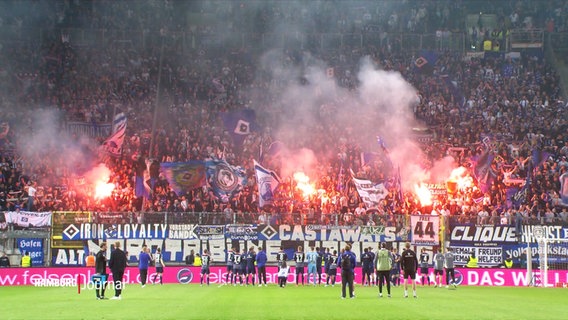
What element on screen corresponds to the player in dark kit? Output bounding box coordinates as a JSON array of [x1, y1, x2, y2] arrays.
[[325, 249, 337, 286], [367, 246, 376, 286], [239, 249, 248, 285], [419, 248, 431, 286], [225, 247, 235, 285], [94, 242, 108, 300], [200, 249, 212, 286], [339, 244, 356, 299], [400, 242, 418, 298], [294, 246, 305, 286], [245, 247, 256, 285], [232, 249, 243, 285], [323, 248, 332, 285], [390, 247, 401, 287], [361, 247, 374, 286], [256, 246, 268, 286], [108, 241, 127, 299], [276, 247, 287, 268], [316, 247, 324, 285]]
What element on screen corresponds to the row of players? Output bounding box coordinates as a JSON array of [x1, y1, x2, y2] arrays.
[[196, 245, 459, 289]]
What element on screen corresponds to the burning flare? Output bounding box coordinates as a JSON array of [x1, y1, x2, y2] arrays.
[[293, 172, 316, 199], [85, 164, 115, 200], [448, 167, 474, 191], [414, 183, 432, 206], [94, 180, 115, 200]]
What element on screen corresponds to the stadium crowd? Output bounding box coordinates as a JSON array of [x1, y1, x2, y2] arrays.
[[0, 0, 567, 228]]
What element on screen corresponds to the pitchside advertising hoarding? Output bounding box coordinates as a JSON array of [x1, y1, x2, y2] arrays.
[[1, 267, 568, 287]]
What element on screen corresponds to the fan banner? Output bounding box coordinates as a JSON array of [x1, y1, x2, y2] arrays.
[[410, 215, 440, 246]]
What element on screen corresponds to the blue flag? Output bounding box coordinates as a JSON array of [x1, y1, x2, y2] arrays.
[[506, 186, 520, 209], [160, 161, 206, 195], [220, 109, 259, 146], [135, 176, 150, 199], [414, 51, 438, 74], [205, 159, 247, 203], [471, 150, 497, 193]]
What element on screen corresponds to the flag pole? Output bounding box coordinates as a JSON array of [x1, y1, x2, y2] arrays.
[[145, 31, 165, 212], [148, 31, 165, 164]]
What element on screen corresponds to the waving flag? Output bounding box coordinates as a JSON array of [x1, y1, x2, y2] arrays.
[[160, 161, 206, 195], [471, 150, 497, 193], [351, 172, 388, 209], [512, 173, 532, 208], [414, 51, 438, 74], [134, 156, 151, 200], [103, 113, 127, 157], [253, 160, 281, 208], [220, 109, 259, 145], [206, 159, 247, 203]]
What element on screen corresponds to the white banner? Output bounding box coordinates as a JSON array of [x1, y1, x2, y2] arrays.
[[410, 215, 440, 246], [253, 160, 281, 208], [452, 246, 503, 267], [5, 211, 52, 228], [351, 176, 388, 209]]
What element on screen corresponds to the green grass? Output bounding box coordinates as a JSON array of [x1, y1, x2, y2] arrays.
[[2, 283, 568, 320]]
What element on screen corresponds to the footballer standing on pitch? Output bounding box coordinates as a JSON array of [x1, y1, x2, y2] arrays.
[[232, 249, 243, 285], [200, 249, 212, 286], [276, 246, 287, 268], [444, 247, 457, 288], [376, 243, 392, 298], [256, 246, 268, 286], [338, 244, 356, 299], [245, 247, 256, 286], [225, 247, 235, 285], [294, 246, 305, 286], [419, 248, 431, 286], [94, 242, 108, 300], [108, 241, 127, 299], [433, 248, 445, 287], [400, 242, 418, 298], [361, 247, 373, 286]]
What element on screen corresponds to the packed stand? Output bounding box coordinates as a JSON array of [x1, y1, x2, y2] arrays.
[[0, 0, 566, 228]]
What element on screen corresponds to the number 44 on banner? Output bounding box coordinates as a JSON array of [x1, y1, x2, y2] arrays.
[[410, 215, 440, 246]]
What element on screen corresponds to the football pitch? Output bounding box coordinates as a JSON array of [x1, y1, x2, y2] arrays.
[[2, 283, 567, 320]]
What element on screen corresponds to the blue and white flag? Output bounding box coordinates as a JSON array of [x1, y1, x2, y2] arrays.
[[206, 159, 247, 203], [220, 109, 259, 145], [253, 160, 281, 208], [351, 174, 388, 209], [103, 112, 127, 157]]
